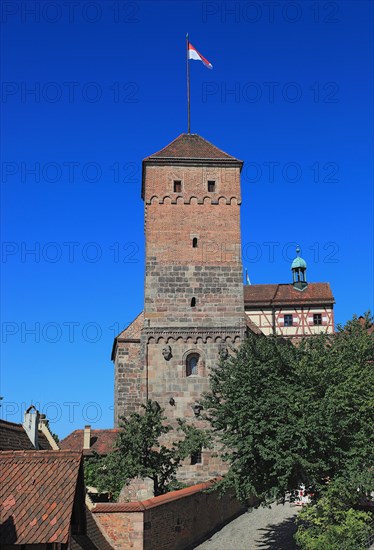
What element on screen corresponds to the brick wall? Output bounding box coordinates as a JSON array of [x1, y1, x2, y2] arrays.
[[93, 479, 247, 550], [93, 509, 144, 550], [144, 165, 244, 329], [114, 157, 247, 481]]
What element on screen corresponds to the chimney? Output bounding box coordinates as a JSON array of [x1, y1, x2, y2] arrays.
[[83, 425, 91, 450], [38, 414, 59, 450], [23, 405, 40, 449]]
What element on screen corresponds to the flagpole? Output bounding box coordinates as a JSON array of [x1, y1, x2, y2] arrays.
[[186, 33, 190, 134]]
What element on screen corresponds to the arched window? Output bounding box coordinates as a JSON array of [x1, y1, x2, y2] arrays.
[[186, 353, 199, 377], [191, 297, 196, 307], [192, 237, 198, 248]]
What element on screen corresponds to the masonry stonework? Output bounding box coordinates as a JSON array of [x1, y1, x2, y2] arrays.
[[113, 134, 247, 482], [113, 312, 145, 420], [93, 480, 247, 550]]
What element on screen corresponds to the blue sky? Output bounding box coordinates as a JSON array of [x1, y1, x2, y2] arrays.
[[1, 0, 373, 438]]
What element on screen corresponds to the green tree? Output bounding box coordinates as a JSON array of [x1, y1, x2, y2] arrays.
[[203, 332, 304, 503], [295, 473, 373, 550], [295, 313, 374, 488], [85, 400, 211, 500], [202, 313, 374, 504]]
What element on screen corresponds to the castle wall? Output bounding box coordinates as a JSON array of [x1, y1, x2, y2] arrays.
[[93, 480, 247, 550], [114, 340, 144, 424]]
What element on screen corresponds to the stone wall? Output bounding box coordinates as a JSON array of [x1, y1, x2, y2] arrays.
[[142, 332, 235, 483], [113, 159, 246, 480], [114, 339, 144, 423], [141, 163, 246, 482], [113, 313, 145, 423], [93, 479, 247, 550]]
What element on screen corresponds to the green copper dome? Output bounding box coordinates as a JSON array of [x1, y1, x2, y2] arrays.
[[291, 247, 307, 270]]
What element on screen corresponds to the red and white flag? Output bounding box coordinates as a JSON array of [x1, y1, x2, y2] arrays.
[[188, 42, 213, 69]]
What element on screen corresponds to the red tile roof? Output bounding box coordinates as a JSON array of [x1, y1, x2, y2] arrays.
[[93, 478, 222, 513], [142, 133, 243, 198], [0, 419, 53, 451], [60, 429, 121, 456], [145, 133, 242, 162], [0, 450, 84, 545], [244, 283, 335, 307]]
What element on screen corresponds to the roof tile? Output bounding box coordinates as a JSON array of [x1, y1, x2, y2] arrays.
[[0, 419, 53, 451], [60, 429, 121, 455], [144, 133, 241, 162], [0, 450, 83, 545], [244, 283, 335, 306]]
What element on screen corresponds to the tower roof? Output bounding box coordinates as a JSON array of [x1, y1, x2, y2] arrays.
[[291, 247, 307, 270], [291, 256, 307, 269], [142, 133, 243, 199], [145, 133, 242, 162]]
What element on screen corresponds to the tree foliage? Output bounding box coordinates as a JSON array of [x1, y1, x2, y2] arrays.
[[295, 473, 373, 550], [85, 400, 211, 500], [202, 312, 374, 504]]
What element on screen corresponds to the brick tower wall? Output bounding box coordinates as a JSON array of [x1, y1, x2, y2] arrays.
[[141, 162, 246, 482], [144, 165, 244, 328]]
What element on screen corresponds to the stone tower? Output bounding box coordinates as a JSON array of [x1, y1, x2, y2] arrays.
[[113, 133, 247, 481]]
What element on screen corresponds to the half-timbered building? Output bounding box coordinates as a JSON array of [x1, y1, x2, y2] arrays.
[[244, 248, 335, 341]]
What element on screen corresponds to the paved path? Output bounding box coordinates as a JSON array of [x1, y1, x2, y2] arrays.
[[194, 502, 300, 550]]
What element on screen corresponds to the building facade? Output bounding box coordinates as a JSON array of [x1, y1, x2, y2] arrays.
[[244, 248, 334, 340]]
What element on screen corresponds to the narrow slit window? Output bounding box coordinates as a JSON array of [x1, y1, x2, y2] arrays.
[[207, 180, 216, 192], [173, 180, 182, 193], [192, 237, 198, 248], [191, 297, 196, 307]]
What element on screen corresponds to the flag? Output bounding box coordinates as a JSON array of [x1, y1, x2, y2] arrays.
[[188, 42, 213, 69], [246, 269, 251, 285]]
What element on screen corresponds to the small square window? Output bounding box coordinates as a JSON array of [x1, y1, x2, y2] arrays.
[[207, 180, 216, 192], [173, 180, 182, 193], [313, 314, 322, 326], [191, 450, 202, 465], [284, 314, 293, 327]]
